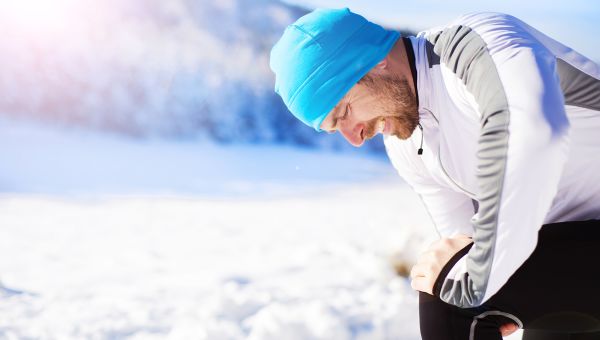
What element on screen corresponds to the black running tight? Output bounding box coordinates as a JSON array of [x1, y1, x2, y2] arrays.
[[419, 220, 600, 340]]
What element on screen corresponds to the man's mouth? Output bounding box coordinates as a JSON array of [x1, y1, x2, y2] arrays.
[[375, 119, 385, 135], [365, 118, 390, 141], [378, 118, 393, 136]]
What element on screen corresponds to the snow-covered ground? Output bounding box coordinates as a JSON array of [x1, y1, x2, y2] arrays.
[[0, 119, 523, 339]]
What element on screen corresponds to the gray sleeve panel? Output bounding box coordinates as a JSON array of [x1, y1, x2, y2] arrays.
[[427, 25, 511, 308], [557, 58, 600, 111]]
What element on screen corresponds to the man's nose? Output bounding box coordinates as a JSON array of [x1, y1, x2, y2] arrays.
[[338, 121, 365, 147]]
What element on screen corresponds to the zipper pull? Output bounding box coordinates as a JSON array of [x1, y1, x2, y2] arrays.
[[417, 123, 424, 155]]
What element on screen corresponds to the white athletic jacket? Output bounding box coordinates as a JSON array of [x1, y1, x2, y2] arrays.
[[384, 12, 600, 308]]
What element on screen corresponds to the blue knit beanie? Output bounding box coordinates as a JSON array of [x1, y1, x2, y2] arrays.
[[270, 8, 400, 131]]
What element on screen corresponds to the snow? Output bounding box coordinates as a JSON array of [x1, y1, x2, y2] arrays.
[[0, 119, 523, 339], [0, 119, 388, 197]]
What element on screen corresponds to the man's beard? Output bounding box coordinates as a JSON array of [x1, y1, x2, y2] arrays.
[[360, 73, 419, 140]]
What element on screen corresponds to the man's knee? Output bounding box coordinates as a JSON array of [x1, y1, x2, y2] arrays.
[[419, 292, 516, 340]]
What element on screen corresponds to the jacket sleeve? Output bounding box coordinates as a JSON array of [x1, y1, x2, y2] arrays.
[[384, 137, 475, 238], [430, 13, 571, 308]]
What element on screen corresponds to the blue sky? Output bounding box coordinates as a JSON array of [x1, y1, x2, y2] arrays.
[[284, 0, 600, 62]]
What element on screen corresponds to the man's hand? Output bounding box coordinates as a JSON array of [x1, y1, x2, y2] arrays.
[[411, 236, 520, 337], [410, 234, 473, 295]]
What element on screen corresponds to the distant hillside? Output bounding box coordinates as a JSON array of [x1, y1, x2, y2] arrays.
[[0, 0, 410, 152]]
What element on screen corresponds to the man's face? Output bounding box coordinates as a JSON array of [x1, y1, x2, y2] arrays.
[[320, 73, 419, 147]]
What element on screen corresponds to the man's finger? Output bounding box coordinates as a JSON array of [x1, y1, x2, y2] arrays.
[[410, 276, 434, 294], [499, 322, 519, 336], [415, 250, 436, 265], [409, 263, 429, 279]]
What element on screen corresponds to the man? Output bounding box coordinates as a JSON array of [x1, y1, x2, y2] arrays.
[[270, 8, 600, 340]]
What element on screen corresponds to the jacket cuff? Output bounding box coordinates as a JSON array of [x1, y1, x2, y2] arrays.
[[433, 242, 474, 297]]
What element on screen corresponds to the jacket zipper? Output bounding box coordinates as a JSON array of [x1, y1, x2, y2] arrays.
[[422, 108, 476, 199]]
